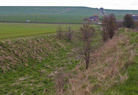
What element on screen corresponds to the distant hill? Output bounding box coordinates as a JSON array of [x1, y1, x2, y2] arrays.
[[0, 6, 138, 23]]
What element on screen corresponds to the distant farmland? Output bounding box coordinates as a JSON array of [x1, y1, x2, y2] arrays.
[[0, 23, 80, 39], [0, 6, 138, 23]]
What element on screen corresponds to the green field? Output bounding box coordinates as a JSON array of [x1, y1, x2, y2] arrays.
[[0, 7, 98, 23], [0, 6, 138, 23], [0, 23, 80, 39]]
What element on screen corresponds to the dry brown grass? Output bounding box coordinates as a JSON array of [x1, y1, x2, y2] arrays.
[[54, 71, 71, 95], [66, 34, 136, 95]]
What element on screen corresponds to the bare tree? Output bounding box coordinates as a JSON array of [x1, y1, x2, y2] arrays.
[[102, 14, 117, 42], [108, 14, 117, 38], [123, 14, 135, 29], [79, 24, 95, 69]]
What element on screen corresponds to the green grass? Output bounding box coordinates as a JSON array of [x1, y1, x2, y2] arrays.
[[0, 23, 80, 39], [105, 63, 138, 95]]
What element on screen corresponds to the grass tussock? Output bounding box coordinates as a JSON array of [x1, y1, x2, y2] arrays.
[[67, 33, 136, 95]]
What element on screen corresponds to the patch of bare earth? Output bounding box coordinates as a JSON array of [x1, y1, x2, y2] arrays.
[[66, 34, 136, 95]]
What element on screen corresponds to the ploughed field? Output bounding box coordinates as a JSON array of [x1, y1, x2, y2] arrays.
[[0, 23, 80, 39]]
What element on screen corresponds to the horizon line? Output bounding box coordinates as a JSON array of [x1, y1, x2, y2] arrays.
[[0, 6, 138, 11]]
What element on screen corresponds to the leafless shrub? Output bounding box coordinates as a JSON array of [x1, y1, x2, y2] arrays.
[[102, 14, 117, 42], [57, 26, 74, 41], [123, 14, 135, 29], [79, 23, 95, 69]]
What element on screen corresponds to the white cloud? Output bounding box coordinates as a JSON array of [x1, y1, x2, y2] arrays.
[[0, 0, 138, 10]]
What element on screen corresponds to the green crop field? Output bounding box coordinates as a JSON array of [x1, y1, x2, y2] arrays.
[[0, 6, 138, 23], [0, 23, 80, 39]]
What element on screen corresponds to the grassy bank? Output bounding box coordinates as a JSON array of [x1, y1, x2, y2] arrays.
[[105, 30, 138, 95], [66, 28, 138, 95], [0, 34, 80, 95]]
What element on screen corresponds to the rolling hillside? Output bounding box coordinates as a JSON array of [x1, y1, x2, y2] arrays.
[[0, 6, 138, 23]]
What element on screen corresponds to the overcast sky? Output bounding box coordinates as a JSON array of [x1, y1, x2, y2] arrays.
[[0, 0, 138, 10]]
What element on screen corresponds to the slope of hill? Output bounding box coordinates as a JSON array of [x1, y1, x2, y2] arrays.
[[0, 6, 138, 23]]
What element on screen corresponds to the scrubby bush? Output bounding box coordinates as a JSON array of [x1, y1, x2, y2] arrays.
[[102, 14, 117, 42], [56, 26, 74, 41], [123, 14, 135, 29]]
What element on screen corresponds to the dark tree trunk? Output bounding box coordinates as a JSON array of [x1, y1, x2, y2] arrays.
[[85, 52, 90, 69], [86, 59, 89, 69]]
